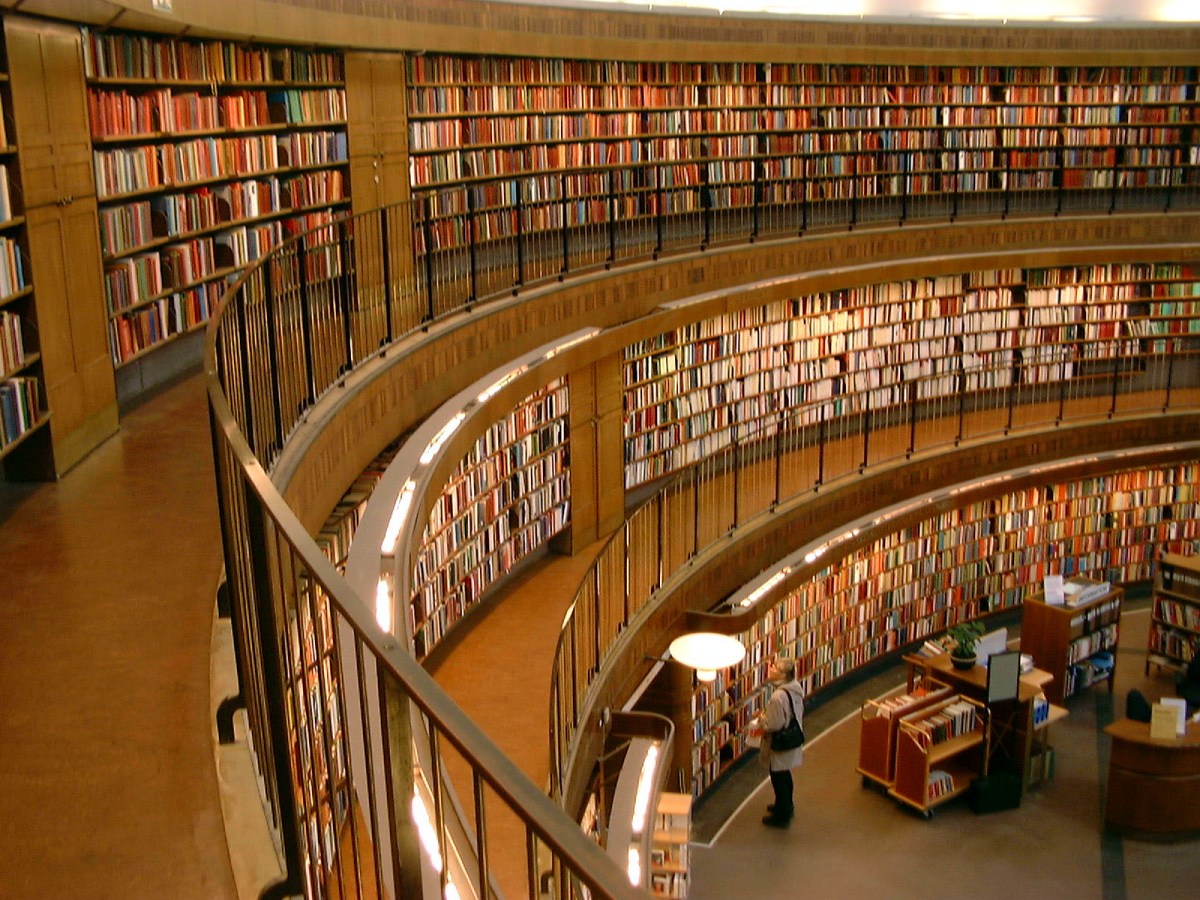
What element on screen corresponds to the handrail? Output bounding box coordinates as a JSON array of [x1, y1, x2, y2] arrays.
[[207, 221, 641, 897], [206, 158, 1200, 896]]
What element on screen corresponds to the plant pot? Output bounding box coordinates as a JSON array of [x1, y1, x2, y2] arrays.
[[950, 653, 977, 670]]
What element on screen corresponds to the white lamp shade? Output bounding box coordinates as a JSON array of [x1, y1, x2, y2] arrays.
[[668, 632, 746, 682]]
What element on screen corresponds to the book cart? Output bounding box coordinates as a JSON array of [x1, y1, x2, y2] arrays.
[[888, 694, 989, 818], [857, 679, 955, 790]]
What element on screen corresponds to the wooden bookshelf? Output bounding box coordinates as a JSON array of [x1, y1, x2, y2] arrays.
[[1020, 581, 1124, 705], [404, 56, 1200, 253], [0, 33, 45, 472], [79, 27, 350, 374], [650, 792, 690, 899], [622, 262, 1198, 490], [857, 682, 955, 790], [888, 694, 987, 817], [1147, 551, 1200, 675], [409, 378, 571, 661]]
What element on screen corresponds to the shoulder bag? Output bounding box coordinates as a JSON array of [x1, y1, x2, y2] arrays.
[[770, 690, 805, 751]]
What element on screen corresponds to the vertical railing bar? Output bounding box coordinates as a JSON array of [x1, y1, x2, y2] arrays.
[[243, 488, 307, 898], [379, 208, 395, 345]]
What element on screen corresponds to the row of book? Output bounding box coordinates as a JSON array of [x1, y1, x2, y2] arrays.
[[0, 376, 40, 448], [0, 310, 27, 376], [0, 234, 27, 299], [82, 27, 343, 84], [0, 165, 13, 224], [108, 281, 223, 365]]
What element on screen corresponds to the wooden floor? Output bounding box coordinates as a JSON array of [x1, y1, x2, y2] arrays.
[[2, 370, 1198, 899], [0, 373, 238, 899]]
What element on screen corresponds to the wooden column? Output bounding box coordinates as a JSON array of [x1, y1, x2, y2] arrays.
[[5, 14, 116, 476], [554, 352, 625, 553]]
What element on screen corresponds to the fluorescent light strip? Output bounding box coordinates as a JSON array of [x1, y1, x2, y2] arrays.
[[420, 412, 466, 465], [380, 479, 417, 555]]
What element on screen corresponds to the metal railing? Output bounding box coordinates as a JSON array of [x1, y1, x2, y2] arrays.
[[206, 167, 1199, 897]]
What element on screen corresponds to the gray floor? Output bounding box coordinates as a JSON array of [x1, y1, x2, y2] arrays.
[[688, 603, 1200, 900]]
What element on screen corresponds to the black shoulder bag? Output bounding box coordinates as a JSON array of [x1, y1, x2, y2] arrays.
[[770, 690, 805, 751]]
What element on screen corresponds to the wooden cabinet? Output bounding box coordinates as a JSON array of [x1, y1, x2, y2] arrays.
[[2, 13, 116, 479], [888, 694, 987, 817], [857, 682, 954, 789], [650, 792, 690, 899], [1020, 581, 1123, 705], [1147, 551, 1200, 675]]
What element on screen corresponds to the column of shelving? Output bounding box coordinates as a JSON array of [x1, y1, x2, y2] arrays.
[[80, 28, 349, 368], [0, 36, 48, 471], [409, 378, 570, 660]]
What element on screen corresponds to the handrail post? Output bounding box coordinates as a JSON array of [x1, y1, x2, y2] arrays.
[[296, 236, 318, 406], [337, 216, 355, 373], [607, 169, 617, 267], [466, 183, 479, 305], [421, 195, 436, 325], [259, 270, 285, 455], [514, 177, 525, 291], [560, 172, 570, 279], [380, 206, 395, 345], [654, 166, 664, 258]]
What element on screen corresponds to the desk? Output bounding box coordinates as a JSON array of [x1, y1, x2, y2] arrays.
[[1104, 718, 1200, 839], [904, 653, 1066, 791]]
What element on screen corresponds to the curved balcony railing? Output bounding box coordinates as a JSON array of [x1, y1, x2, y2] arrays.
[[207, 169, 1198, 897]]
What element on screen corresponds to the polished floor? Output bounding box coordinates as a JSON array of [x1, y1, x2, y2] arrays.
[[2, 371, 1198, 899]]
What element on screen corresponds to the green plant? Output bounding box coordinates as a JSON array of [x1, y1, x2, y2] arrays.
[[946, 621, 985, 658]]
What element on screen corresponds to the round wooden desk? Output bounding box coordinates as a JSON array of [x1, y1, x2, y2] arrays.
[[1104, 718, 1200, 839]]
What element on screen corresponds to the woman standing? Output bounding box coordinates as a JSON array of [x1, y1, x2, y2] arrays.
[[758, 656, 806, 828]]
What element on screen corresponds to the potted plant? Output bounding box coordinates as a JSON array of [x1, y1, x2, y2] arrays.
[[946, 621, 985, 669]]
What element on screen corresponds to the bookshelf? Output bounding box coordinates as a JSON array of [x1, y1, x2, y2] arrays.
[[622, 262, 1197, 490], [1147, 551, 1200, 675], [0, 36, 47, 471], [679, 462, 1196, 797], [888, 694, 987, 817], [649, 792, 690, 899], [857, 682, 954, 790], [1020, 582, 1124, 706], [79, 27, 350, 385], [409, 378, 571, 661], [404, 56, 1200, 254]]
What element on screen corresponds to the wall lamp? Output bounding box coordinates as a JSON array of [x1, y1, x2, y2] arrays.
[[666, 632, 747, 682]]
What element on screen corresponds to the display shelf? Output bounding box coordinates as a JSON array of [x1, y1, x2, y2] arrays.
[[1020, 580, 1124, 705], [409, 378, 571, 661], [80, 27, 349, 368], [1147, 551, 1200, 675], [888, 694, 987, 817], [649, 792, 690, 899]]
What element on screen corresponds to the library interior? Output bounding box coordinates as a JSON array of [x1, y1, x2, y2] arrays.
[[3, 1, 1200, 898]]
